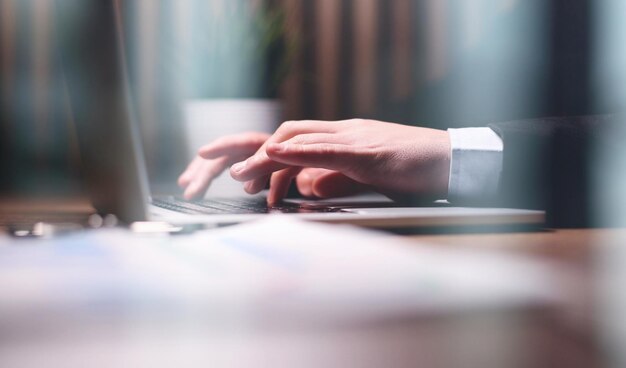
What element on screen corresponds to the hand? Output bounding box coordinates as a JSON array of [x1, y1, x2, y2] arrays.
[[294, 168, 367, 198], [178, 132, 270, 199], [229, 119, 451, 203], [179, 131, 363, 200]]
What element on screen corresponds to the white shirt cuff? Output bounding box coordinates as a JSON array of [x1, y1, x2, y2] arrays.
[[447, 127, 503, 203]]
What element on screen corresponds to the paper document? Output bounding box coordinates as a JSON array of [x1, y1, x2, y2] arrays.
[[0, 217, 554, 321]]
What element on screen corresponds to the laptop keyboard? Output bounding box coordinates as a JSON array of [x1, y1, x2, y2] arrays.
[[152, 197, 344, 215]]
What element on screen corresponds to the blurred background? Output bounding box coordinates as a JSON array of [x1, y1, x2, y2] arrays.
[[0, 0, 624, 196], [3, 2, 626, 367]]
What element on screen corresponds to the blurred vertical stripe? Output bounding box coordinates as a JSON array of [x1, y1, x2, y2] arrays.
[[315, 0, 341, 120], [135, 0, 160, 175], [424, 0, 448, 82], [352, 0, 379, 116], [1, 0, 16, 111], [280, 0, 303, 121], [172, 0, 193, 99], [13, 0, 36, 183], [32, 0, 51, 168], [391, 0, 414, 100], [0, 0, 16, 190]]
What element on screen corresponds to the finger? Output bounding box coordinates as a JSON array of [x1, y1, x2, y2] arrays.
[[243, 174, 271, 195], [296, 168, 322, 197], [232, 141, 353, 182], [183, 157, 230, 200], [270, 120, 340, 144], [277, 132, 345, 146], [229, 125, 343, 182], [296, 168, 337, 197], [268, 167, 302, 204], [198, 132, 269, 159], [312, 171, 363, 198], [230, 139, 286, 191], [266, 142, 355, 171], [183, 160, 225, 200], [178, 156, 206, 188], [230, 152, 292, 182]]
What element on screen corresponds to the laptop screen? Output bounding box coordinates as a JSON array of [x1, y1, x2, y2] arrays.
[[55, 0, 151, 223]]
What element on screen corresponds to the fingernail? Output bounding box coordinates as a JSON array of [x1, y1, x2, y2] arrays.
[[184, 182, 197, 198], [232, 162, 245, 173], [243, 181, 253, 193]]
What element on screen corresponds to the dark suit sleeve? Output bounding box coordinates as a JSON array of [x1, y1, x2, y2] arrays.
[[486, 115, 620, 227]]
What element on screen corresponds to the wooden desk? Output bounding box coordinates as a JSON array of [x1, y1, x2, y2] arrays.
[[0, 196, 94, 230]]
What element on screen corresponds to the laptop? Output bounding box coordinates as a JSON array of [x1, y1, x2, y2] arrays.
[[54, 0, 544, 229]]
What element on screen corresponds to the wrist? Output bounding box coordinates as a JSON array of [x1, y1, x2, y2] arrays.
[[404, 127, 451, 198]]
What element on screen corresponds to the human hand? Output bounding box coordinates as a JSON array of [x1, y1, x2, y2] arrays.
[[229, 119, 451, 204], [179, 131, 363, 200]]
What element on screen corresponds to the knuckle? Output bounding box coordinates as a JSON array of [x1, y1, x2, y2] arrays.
[[248, 154, 264, 167], [320, 144, 336, 155], [289, 135, 307, 145], [279, 120, 298, 131]]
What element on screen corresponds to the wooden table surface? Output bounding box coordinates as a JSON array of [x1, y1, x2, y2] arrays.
[[405, 228, 626, 368], [0, 196, 95, 229]]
